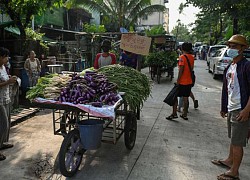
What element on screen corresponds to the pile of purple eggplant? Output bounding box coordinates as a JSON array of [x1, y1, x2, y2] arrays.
[[55, 71, 120, 107]]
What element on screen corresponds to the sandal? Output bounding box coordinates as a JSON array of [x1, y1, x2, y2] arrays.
[[180, 114, 188, 120], [211, 159, 231, 169], [194, 100, 199, 109], [0, 143, 14, 150], [217, 173, 240, 180], [166, 114, 178, 120], [0, 153, 6, 161]]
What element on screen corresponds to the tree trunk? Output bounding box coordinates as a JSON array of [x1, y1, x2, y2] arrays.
[[233, 18, 238, 35], [17, 24, 27, 55]]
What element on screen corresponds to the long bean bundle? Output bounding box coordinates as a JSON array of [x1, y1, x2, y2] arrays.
[[98, 64, 151, 110]]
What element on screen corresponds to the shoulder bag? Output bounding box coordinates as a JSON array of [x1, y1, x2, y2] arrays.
[[184, 55, 195, 87]]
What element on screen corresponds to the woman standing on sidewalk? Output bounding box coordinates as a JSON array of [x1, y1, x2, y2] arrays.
[[24, 50, 41, 87], [0, 47, 17, 161]]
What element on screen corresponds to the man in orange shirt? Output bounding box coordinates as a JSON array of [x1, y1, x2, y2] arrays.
[[166, 42, 195, 120]]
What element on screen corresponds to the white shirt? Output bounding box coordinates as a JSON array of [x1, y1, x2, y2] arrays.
[[226, 63, 241, 111], [98, 55, 112, 68], [0, 65, 10, 105]]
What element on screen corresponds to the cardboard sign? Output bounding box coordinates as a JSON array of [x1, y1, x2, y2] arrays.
[[120, 34, 152, 55]]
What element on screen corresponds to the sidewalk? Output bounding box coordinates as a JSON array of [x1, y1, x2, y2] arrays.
[[0, 60, 249, 180]]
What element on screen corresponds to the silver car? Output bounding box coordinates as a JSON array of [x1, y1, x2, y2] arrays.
[[208, 48, 232, 79], [206, 45, 226, 65]]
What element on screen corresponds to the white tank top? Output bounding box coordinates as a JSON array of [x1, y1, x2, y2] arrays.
[[226, 63, 241, 111]]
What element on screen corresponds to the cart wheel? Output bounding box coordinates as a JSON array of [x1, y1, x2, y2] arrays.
[[156, 66, 161, 84], [124, 112, 137, 150], [59, 129, 85, 177]]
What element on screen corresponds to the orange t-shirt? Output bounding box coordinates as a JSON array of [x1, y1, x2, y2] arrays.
[[178, 54, 194, 85]]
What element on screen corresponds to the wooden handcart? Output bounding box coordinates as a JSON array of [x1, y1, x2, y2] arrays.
[[147, 34, 177, 84]]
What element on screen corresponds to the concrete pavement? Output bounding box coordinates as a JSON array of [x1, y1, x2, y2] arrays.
[[0, 60, 249, 180]]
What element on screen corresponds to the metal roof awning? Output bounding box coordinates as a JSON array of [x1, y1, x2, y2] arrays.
[[4, 26, 20, 35], [0, 21, 15, 28]]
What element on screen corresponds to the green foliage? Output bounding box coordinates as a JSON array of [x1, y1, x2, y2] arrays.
[[145, 51, 178, 67], [83, 23, 106, 33], [69, 0, 166, 32], [171, 23, 194, 42], [0, 0, 63, 39], [145, 25, 166, 36], [25, 28, 49, 52], [186, 0, 250, 44], [25, 28, 44, 41]]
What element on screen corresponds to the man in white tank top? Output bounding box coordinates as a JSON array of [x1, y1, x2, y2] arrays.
[[213, 35, 250, 180]]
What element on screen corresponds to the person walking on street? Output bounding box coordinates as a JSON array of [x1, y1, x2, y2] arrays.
[[212, 34, 250, 180], [0, 47, 17, 161], [24, 50, 41, 87], [94, 40, 116, 69], [166, 42, 195, 120]]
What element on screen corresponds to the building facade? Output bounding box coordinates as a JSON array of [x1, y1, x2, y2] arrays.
[[136, 0, 169, 33]]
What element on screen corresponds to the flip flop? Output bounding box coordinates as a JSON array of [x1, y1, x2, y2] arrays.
[[0, 143, 14, 150], [217, 173, 240, 180], [0, 153, 6, 161], [194, 100, 199, 109], [211, 159, 231, 169], [180, 114, 188, 120], [166, 114, 178, 120]]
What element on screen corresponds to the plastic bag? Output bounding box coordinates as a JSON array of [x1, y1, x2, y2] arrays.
[[163, 84, 179, 106]]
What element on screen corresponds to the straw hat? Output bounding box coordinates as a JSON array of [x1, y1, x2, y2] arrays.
[[227, 34, 248, 46]]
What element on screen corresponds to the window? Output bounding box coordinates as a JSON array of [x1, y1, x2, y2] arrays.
[[142, 15, 148, 20]]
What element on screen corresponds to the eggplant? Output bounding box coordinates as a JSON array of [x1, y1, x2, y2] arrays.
[[86, 93, 90, 99], [77, 97, 86, 101], [91, 102, 103, 107], [85, 71, 97, 75], [61, 96, 66, 102], [84, 75, 92, 82]]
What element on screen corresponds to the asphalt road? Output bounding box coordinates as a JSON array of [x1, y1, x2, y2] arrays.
[[0, 60, 249, 180]]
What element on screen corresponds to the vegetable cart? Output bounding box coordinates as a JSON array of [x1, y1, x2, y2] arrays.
[[150, 64, 174, 83], [26, 65, 151, 177], [32, 92, 137, 177], [146, 34, 178, 84]]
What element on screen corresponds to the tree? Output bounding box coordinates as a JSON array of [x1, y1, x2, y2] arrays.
[[186, 0, 250, 34], [67, 0, 166, 32], [0, 0, 63, 41], [171, 23, 194, 42], [191, 10, 227, 45]]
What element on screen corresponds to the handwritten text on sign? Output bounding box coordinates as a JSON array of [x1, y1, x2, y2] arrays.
[[120, 34, 152, 55]]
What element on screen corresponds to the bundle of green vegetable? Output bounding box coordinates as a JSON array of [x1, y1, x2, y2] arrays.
[[26, 74, 71, 100], [56, 72, 120, 107], [145, 51, 178, 67], [98, 64, 151, 111]]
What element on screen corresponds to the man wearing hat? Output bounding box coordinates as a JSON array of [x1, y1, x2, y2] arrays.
[[94, 39, 116, 69], [212, 34, 250, 180]]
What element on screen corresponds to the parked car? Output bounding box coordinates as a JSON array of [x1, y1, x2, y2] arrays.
[[206, 45, 226, 66], [243, 48, 250, 61], [208, 48, 232, 79]]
